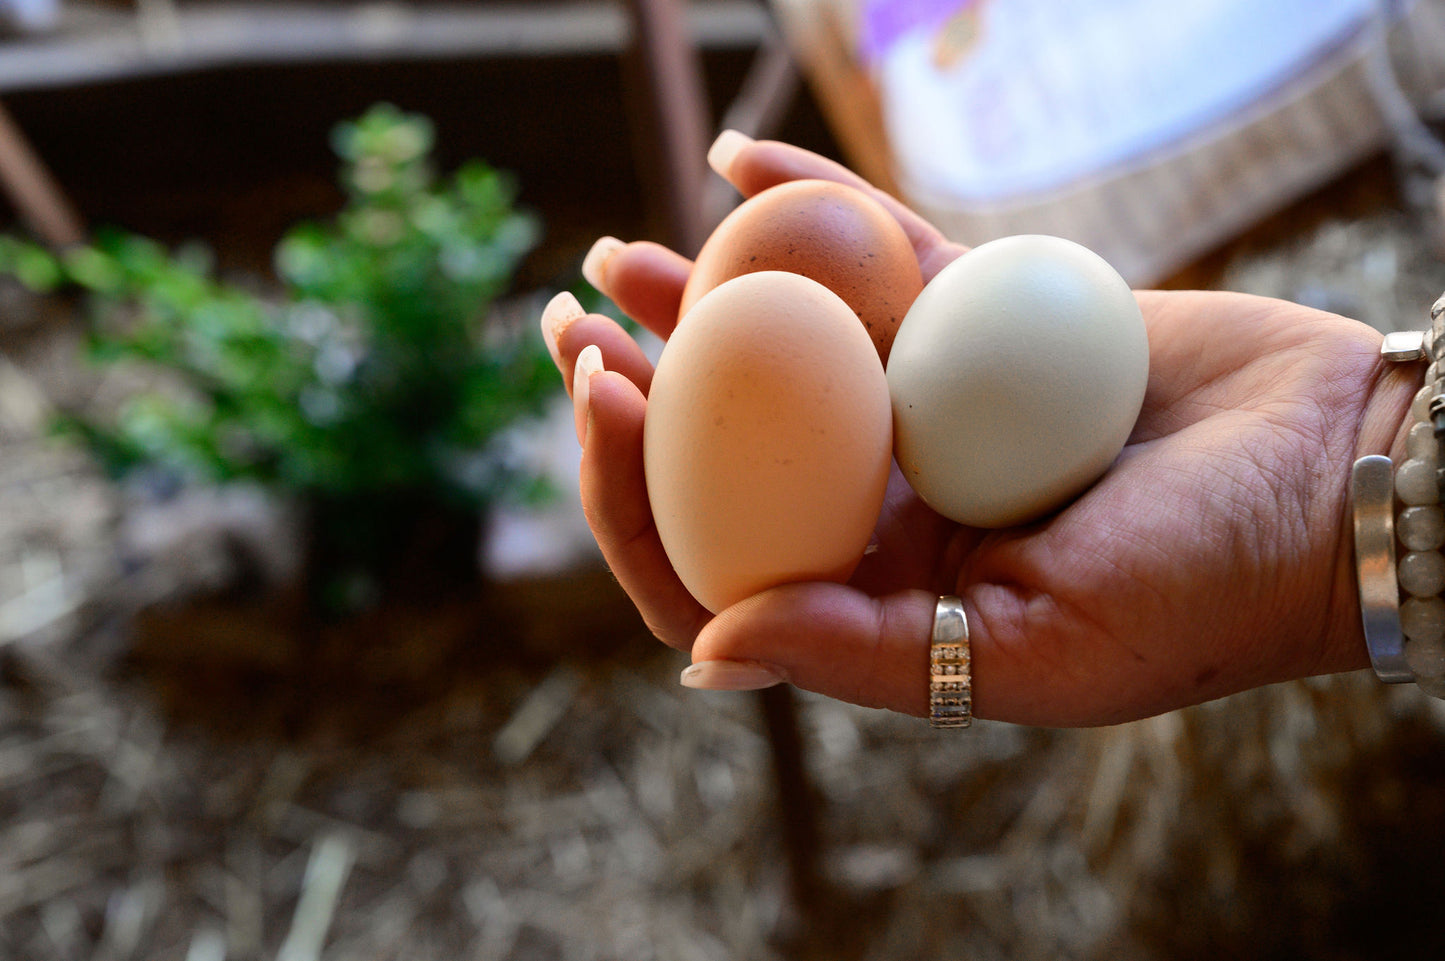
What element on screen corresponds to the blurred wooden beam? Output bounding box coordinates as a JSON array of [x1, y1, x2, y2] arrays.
[[0, 100, 85, 248], [0, 1, 772, 93], [621, 0, 714, 257]]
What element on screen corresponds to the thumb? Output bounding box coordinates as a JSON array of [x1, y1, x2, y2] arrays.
[[686, 584, 939, 716]]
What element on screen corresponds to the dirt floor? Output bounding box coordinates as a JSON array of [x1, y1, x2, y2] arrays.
[[4, 52, 1445, 961]]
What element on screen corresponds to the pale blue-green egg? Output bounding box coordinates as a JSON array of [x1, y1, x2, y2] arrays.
[[887, 235, 1148, 528]]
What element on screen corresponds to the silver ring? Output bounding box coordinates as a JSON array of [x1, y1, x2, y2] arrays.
[[929, 595, 972, 729]]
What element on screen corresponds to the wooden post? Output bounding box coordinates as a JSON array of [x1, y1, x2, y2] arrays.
[[758, 683, 826, 916], [619, 0, 827, 921], [619, 0, 713, 257], [0, 99, 86, 248]]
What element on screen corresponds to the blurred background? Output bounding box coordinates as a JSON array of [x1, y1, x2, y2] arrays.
[[2, 1, 1445, 959]]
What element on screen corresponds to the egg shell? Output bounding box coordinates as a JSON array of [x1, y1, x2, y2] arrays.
[[680, 179, 923, 363], [886, 234, 1148, 528], [646, 271, 893, 614]]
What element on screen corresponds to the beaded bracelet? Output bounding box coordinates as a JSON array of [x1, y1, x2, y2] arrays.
[[1353, 300, 1445, 699]]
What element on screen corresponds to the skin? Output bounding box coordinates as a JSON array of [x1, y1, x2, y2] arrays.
[[546, 136, 1420, 728]]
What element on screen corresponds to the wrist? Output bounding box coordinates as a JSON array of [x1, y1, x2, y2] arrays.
[[1328, 326, 1426, 678], [1353, 342, 1420, 465]]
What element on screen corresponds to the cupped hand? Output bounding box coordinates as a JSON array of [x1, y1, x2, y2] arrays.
[[543, 132, 1417, 727]]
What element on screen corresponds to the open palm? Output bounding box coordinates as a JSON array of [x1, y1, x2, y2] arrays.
[[547, 136, 1410, 726]]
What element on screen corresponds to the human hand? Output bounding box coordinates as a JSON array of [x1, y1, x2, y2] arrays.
[[542, 132, 1418, 727]]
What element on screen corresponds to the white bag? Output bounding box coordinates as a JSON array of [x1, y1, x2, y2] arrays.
[[772, 0, 1445, 285]]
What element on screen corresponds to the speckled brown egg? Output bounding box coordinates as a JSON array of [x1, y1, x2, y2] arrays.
[[680, 179, 923, 363]]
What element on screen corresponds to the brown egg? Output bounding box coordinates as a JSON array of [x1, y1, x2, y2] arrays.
[[680, 179, 923, 362], [646, 271, 892, 613]]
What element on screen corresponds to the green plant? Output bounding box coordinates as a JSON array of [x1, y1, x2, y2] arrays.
[[0, 104, 557, 605]]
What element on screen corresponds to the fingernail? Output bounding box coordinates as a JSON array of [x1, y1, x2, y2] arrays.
[[680, 660, 785, 691], [707, 129, 754, 178], [540, 291, 584, 369], [582, 236, 625, 294], [573, 344, 603, 445]]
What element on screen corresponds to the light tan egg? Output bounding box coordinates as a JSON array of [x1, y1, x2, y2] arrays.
[[645, 271, 892, 614], [680, 179, 923, 363]]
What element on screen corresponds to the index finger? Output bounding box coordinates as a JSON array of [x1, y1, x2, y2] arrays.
[[582, 239, 694, 343]]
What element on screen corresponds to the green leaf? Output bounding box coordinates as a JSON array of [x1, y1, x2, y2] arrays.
[[2, 101, 555, 571], [0, 239, 64, 291]]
